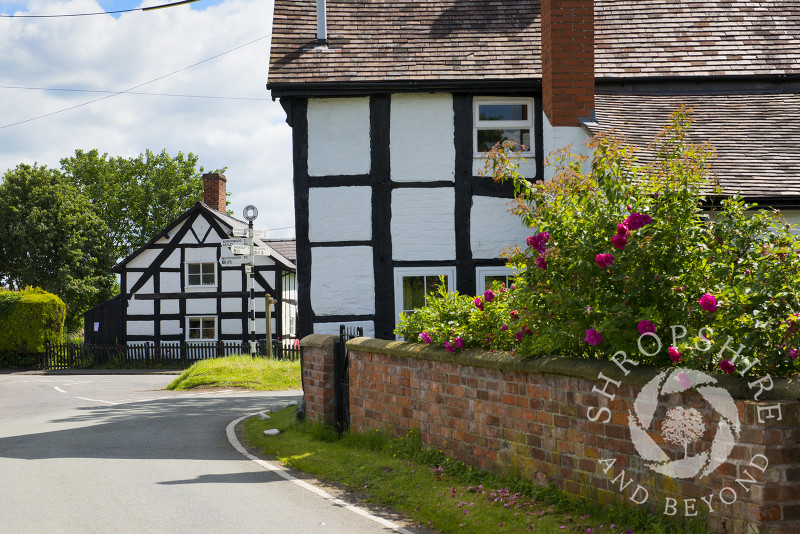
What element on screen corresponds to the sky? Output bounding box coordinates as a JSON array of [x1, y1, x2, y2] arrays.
[[0, 0, 295, 238]]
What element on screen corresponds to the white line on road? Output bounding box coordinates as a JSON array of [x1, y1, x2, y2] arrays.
[[75, 397, 119, 405], [54, 387, 66, 393], [226, 414, 415, 534]]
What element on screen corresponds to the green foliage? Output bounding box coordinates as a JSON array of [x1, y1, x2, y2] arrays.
[[166, 355, 301, 390], [60, 148, 213, 260], [0, 287, 65, 354], [396, 107, 800, 377], [0, 164, 117, 331], [0, 291, 23, 319]]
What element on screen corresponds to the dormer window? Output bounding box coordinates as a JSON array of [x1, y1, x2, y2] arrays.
[[186, 262, 216, 287], [474, 98, 533, 155]]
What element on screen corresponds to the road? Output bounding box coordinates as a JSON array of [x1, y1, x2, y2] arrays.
[[0, 373, 415, 534]]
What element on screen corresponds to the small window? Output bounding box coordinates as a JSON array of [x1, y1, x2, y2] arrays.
[[187, 262, 216, 287], [394, 267, 457, 333], [476, 266, 516, 295], [187, 316, 216, 341], [474, 98, 533, 154]]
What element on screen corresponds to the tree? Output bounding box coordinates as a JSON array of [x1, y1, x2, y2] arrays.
[[60, 149, 214, 260], [661, 406, 706, 459], [0, 164, 117, 332]]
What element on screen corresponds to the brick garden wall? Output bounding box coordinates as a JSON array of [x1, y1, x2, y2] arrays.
[[300, 335, 800, 534]]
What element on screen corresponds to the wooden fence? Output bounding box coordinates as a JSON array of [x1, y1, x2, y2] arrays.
[[43, 340, 301, 370]]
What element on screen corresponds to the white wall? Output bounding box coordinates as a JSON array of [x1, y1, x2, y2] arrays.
[[221, 318, 243, 335], [307, 98, 371, 176], [470, 196, 531, 259], [127, 298, 154, 316], [310, 246, 375, 316], [162, 299, 179, 315], [308, 186, 372, 242], [127, 321, 154, 337], [390, 93, 455, 182], [542, 112, 592, 181], [187, 298, 216, 315], [160, 272, 180, 293], [221, 270, 242, 291], [126, 248, 161, 269], [160, 320, 181, 336], [391, 188, 456, 261]]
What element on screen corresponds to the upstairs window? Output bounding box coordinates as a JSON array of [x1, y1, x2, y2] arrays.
[[393, 267, 456, 333], [186, 262, 216, 287], [474, 98, 533, 155]]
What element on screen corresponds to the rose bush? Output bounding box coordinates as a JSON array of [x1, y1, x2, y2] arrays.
[[396, 108, 800, 377]]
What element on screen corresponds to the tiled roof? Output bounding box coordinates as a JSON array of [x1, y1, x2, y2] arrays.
[[264, 239, 297, 264], [269, 0, 541, 85], [268, 1, 800, 85], [590, 93, 800, 199]]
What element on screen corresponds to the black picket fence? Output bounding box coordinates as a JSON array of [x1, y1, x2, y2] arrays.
[[43, 340, 300, 370]]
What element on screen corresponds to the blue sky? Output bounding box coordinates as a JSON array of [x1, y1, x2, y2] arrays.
[[0, 0, 295, 237]]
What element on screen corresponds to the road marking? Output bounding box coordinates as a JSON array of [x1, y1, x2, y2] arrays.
[[54, 387, 66, 393], [75, 397, 119, 405], [226, 414, 415, 534]]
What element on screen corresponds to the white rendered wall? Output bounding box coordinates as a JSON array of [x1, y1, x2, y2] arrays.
[[311, 246, 375, 316], [391, 188, 456, 261], [187, 298, 216, 315], [390, 94, 455, 182], [308, 187, 372, 242], [470, 196, 531, 259], [162, 299, 179, 315], [542, 113, 592, 181], [160, 320, 181, 336], [163, 249, 180, 269], [127, 321, 154, 337], [192, 216, 211, 242], [781, 210, 800, 235], [314, 320, 375, 338], [127, 276, 153, 294], [221, 298, 241, 313], [472, 154, 537, 181], [307, 98, 370, 176], [126, 248, 161, 269], [221, 270, 242, 291], [221, 319, 242, 335], [127, 298, 154, 316], [160, 272, 180, 293], [184, 248, 217, 263]]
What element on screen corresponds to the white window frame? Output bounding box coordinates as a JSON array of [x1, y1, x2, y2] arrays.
[[476, 266, 517, 295], [393, 266, 457, 335], [185, 316, 217, 342], [473, 97, 534, 157], [185, 262, 217, 289]]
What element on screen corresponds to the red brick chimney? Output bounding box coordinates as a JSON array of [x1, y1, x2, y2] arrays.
[[203, 173, 227, 213], [541, 0, 595, 127]]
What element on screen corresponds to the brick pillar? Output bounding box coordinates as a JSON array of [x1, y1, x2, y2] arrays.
[[299, 334, 337, 425], [202, 172, 227, 212], [541, 0, 594, 127]]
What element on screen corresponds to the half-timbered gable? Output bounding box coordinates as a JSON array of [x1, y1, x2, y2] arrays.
[[110, 179, 297, 345]]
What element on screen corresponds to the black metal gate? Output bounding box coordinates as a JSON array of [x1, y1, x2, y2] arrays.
[[333, 324, 363, 434], [83, 295, 125, 345]]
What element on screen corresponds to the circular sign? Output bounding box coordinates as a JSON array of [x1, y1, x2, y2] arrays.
[[243, 205, 258, 221]]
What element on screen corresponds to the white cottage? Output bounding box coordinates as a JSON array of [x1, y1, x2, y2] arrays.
[[108, 173, 297, 346], [268, 0, 800, 340]]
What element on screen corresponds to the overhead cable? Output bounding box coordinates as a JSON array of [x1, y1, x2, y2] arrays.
[[0, 0, 201, 18]]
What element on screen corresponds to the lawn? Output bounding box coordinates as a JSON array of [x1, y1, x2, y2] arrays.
[[244, 408, 704, 534], [166, 355, 301, 391]]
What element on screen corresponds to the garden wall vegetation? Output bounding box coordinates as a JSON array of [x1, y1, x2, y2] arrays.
[[300, 335, 800, 534]]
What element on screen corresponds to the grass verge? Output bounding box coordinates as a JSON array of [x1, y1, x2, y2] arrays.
[[166, 355, 301, 391], [243, 408, 706, 533]]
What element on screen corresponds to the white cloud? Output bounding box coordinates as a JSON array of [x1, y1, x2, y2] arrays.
[[0, 0, 295, 238]]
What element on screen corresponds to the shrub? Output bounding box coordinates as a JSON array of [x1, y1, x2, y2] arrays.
[[396, 108, 800, 377], [0, 287, 66, 354]]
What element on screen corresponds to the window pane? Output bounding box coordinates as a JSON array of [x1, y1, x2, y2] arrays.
[[477, 129, 530, 152], [485, 275, 508, 289], [188, 264, 200, 275], [478, 104, 528, 121], [201, 271, 215, 285], [202, 325, 215, 339], [402, 276, 425, 311]]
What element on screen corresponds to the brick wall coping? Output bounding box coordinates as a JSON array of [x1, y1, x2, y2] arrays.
[[300, 334, 337, 348], [343, 336, 800, 402]]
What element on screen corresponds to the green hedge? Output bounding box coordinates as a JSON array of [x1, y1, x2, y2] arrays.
[[0, 288, 65, 354]]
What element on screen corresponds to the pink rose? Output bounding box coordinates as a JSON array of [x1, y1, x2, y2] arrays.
[[611, 234, 627, 250], [584, 329, 602, 346], [668, 346, 682, 363], [419, 332, 432, 344], [637, 320, 656, 335], [625, 212, 653, 231], [536, 256, 548, 270], [454, 336, 465, 349], [473, 297, 484, 311], [698, 293, 717, 313], [483, 290, 495, 303], [443, 341, 454, 353], [595, 253, 615, 269], [719, 359, 735, 374]]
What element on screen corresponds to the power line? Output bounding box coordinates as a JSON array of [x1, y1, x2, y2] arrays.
[[0, 34, 271, 131], [0, 85, 269, 101], [0, 0, 200, 18]]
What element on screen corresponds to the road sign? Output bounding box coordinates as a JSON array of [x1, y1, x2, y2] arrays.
[[252, 229, 268, 238], [230, 245, 250, 255], [231, 228, 247, 237], [253, 247, 270, 256], [219, 256, 250, 266], [222, 238, 247, 247]]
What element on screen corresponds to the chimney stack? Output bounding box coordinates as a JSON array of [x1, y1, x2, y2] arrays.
[[541, 0, 595, 127], [316, 0, 328, 47], [203, 173, 227, 213]]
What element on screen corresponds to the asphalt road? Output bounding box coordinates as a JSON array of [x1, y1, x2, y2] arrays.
[[0, 373, 414, 534]]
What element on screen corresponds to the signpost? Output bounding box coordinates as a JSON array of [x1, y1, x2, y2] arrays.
[[221, 207, 271, 357]]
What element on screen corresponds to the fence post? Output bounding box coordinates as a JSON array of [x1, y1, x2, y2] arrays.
[[181, 341, 187, 367], [217, 340, 224, 358], [43, 341, 50, 370]]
